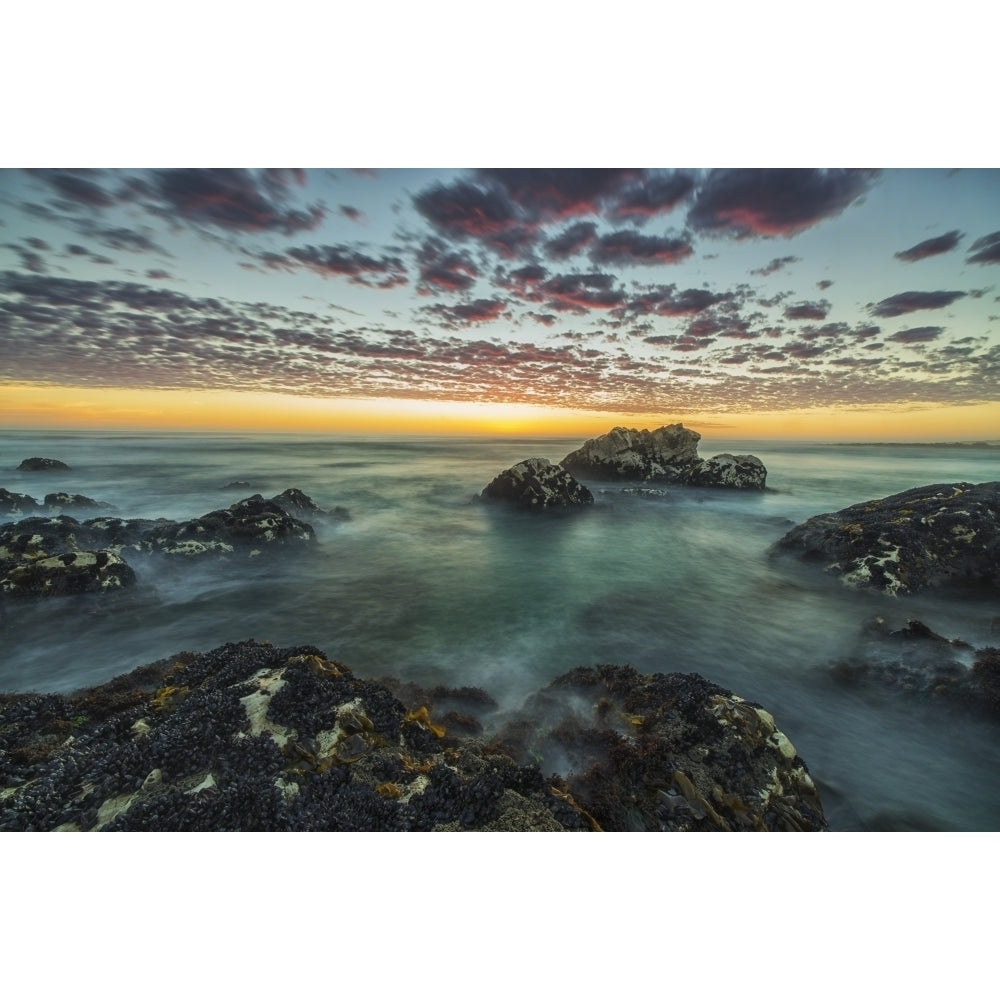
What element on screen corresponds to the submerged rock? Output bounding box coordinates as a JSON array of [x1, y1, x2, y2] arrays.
[[0, 640, 826, 832], [480, 458, 594, 510], [773, 481, 1000, 595], [560, 424, 767, 489], [17, 457, 70, 472], [0, 489, 41, 517]]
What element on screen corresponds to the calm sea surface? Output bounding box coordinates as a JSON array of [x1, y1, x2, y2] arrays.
[[2, 431, 999, 831]]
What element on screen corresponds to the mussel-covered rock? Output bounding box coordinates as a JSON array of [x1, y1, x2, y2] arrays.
[[773, 481, 1000, 594], [142, 495, 315, 556], [43, 492, 114, 513], [270, 488, 349, 521], [1, 549, 136, 597], [0, 489, 41, 517], [17, 457, 70, 471], [684, 453, 767, 490], [480, 458, 593, 510]]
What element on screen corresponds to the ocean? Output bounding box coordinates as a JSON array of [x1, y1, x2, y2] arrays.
[[2, 430, 998, 831]]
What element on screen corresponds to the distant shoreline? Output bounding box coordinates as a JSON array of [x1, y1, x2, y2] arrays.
[[831, 441, 1000, 449]]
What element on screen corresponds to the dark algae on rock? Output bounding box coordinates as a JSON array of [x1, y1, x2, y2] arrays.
[[0, 641, 827, 831], [480, 458, 594, 510], [773, 481, 1000, 595]]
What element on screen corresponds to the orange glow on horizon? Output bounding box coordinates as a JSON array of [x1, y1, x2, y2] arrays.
[[1, 382, 998, 441]]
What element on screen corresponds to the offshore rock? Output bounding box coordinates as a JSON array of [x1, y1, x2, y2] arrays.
[[560, 424, 767, 489], [773, 481, 1000, 595], [17, 457, 70, 471], [271, 488, 350, 521], [1, 549, 136, 597], [490, 664, 827, 831], [142, 495, 315, 557], [684, 453, 767, 490], [0, 641, 826, 831], [480, 458, 594, 510], [561, 424, 701, 482], [43, 492, 114, 513], [0, 489, 42, 517]]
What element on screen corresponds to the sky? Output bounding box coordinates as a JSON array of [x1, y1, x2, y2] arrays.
[[2, 167, 999, 438]]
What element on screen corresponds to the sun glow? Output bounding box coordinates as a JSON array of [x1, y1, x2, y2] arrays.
[[2, 382, 998, 441]]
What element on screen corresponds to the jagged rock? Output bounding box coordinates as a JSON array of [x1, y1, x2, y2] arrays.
[[480, 458, 594, 510], [1, 549, 136, 598], [830, 616, 999, 718], [0, 489, 41, 517], [561, 424, 702, 482], [0, 640, 826, 832], [489, 663, 827, 831], [43, 492, 114, 512], [17, 457, 70, 471], [684, 453, 767, 490], [225, 481, 251, 489], [773, 481, 1000, 595], [560, 424, 767, 489], [142, 495, 315, 557]]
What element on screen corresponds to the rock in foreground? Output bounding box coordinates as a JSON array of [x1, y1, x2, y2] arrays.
[[0, 641, 826, 831], [773, 481, 1000, 594], [560, 424, 766, 489], [480, 458, 594, 510]]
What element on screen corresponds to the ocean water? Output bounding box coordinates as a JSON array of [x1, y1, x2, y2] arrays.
[[2, 430, 999, 831]]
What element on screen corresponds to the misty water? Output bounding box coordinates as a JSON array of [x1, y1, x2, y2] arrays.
[[3, 430, 999, 831]]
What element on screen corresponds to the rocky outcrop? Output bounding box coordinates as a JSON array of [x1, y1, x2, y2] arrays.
[[142, 495, 315, 557], [17, 457, 70, 471], [480, 458, 594, 510], [684, 453, 767, 490], [0, 640, 826, 832], [0, 489, 41, 517], [829, 616, 1000, 719], [1, 550, 135, 598], [773, 481, 1000, 595], [561, 424, 702, 482], [43, 492, 113, 513], [560, 424, 766, 489], [271, 488, 351, 522]]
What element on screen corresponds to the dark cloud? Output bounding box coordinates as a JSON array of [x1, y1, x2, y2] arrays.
[[340, 205, 363, 222], [476, 168, 639, 220], [65, 244, 90, 256], [608, 172, 695, 223], [687, 168, 878, 237], [625, 285, 732, 317], [138, 169, 324, 235], [889, 326, 945, 343], [415, 239, 479, 293], [817, 279, 833, 290], [589, 230, 694, 266], [545, 221, 597, 259], [870, 290, 967, 317], [894, 230, 963, 262], [751, 255, 800, 276], [784, 299, 831, 321], [5, 245, 46, 273], [967, 231, 1000, 265], [271, 244, 408, 288], [25, 169, 114, 208], [25, 237, 50, 250], [421, 298, 508, 326], [536, 272, 627, 313], [146, 269, 171, 280], [413, 179, 522, 242]]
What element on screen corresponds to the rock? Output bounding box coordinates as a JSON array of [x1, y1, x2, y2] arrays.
[[0, 640, 826, 832], [43, 492, 114, 513], [684, 453, 767, 490], [480, 458, 594, 510], [773, 481, 1000, 595], [559, 424, 767, 489], [225, 481, 251, 489], [560, 424, 701, 482], [621, 487, 668, 497], [0, 489, 41, 517], [489, 663, 827, 831], [17, 457, 70, 471], [829, 617, 998, 718], [142, 495, 315, 556], [1, 549, 136, 598]]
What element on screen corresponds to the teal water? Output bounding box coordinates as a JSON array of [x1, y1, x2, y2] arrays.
[[2, 431, 999, 830]]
